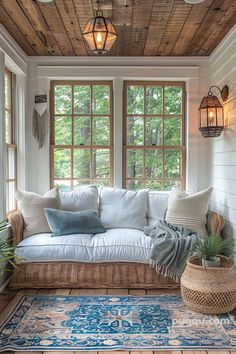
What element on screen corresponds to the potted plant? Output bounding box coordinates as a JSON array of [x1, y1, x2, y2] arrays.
[[0, 219, 17, 275], [193, 234, 234, 267], [181, 235, 236, 315]]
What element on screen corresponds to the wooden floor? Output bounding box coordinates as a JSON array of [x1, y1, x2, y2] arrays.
[[0, 287, 234, 354]]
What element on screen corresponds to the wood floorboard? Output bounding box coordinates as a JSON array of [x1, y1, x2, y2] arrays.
[[0, 288, 232, 354]]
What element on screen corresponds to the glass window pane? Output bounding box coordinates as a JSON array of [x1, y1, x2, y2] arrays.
[[164, 180, 181, 191], [54, 148, 71, 178], [164, 150, 182, 178], [54, 85, 72, 114], [146, 86, 163, 114], [92, 180, 110, 187], [93, 117, 110, 145], [5, 110, 12, 144], [145, 150, 163, 178], [126, 180, 143, 191], [74, 117, 91, 145], [5, 74, 11, 110], [92, 85, 110, 114], [144, 180, 163, 191], [54, 179, 72, 191], [127, 116, 144, 145], [74, 85, 91, 114], [127, 86, 144, 114], [146, 118, 162, 146], [73, 180, 92, 189], [164, 86, 182, 115], [74, 149, 90, 179], [92, 149, 110, 178], [6, 147, 15, 179], [164, 118, 181, 146], [6, 181, 15, 213], [126, 149, 144, 178], [55, 117, 72, 145]]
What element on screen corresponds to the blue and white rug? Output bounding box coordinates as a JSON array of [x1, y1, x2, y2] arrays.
[[0, 294, 236, 351]]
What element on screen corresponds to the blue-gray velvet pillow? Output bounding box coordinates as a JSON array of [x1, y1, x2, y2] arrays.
[[44, 208, 106, 236]]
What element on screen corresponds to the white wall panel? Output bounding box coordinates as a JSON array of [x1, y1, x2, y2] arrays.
[[209, 25, 236, 239]]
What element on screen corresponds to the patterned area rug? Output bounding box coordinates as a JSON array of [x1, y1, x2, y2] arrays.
[[0, 294, 236, 351]]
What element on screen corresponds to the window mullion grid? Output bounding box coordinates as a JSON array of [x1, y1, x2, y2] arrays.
[[162, 85, 165, 190], [71, 84, 74, 190], [90, 85, 93, 183], [143, 84, 148, 189]]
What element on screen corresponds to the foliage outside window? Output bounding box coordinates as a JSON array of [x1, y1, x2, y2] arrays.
[[5, 69, 17, 213], [51, 81, 113, 190], [123, 81, 186, 191]]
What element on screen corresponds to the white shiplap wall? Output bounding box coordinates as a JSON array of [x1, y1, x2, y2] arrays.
[[209, 25, 236, 238]]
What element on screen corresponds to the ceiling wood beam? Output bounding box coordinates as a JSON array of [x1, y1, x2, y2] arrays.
[[56, 0, 87, 56], [0, 0, 49, 55], [199, 0, 236, 55], [171, 0, 214, 56], [17, 0, 62, 56], [157, 0, 191, 56], [0, 4, 36, 56], [143, 0, 174, 56], [37, 1, 75, 56], [185, 0, 232, 55], [72, 0, 94, 56], [129, 0, 155, 56], [112, 0, 133, 56]]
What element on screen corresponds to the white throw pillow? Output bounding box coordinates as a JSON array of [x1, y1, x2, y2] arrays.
[[99, 187, 148, 230], [60, 187, 98, 212], [147, 191, 169, 226], [165, 187, 213, 236], [16, 188, 60, 238]]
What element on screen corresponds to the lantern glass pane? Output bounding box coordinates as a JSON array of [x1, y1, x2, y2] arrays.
[[83, 33, 96, 50], [94, 31, 106, 50], [106, 21, 117, 34], [199, 108, 208, 128], [83, 20, 95, 33], [94, 17, 106, 31], [216, 107, 224, 126], [105, 35, 117, 50]]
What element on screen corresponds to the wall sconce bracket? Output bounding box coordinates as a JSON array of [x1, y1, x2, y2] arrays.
[[208, 85, 229, 102]]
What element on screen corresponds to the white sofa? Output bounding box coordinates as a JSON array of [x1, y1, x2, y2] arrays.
[[14, 187, 169, 265], [10, 186, 220, 289], [10, 187, 179, 289]]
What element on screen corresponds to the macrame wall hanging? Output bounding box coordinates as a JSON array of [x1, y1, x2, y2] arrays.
[[32, 94, 47, 148]]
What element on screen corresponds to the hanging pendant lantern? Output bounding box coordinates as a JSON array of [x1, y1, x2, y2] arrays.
[[199, 85, 229, 138], [82, 0, 118, 55]]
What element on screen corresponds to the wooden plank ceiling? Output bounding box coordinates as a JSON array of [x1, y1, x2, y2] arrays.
[[0, 0, 235, 56]]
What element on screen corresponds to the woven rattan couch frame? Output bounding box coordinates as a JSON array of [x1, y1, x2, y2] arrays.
[[8, 210, 224, 289]]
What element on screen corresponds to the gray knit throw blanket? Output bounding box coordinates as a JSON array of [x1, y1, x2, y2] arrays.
[[144, 220, 197, 282]]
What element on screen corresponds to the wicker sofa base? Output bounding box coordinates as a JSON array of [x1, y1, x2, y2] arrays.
[[10, 262, 179, 289]]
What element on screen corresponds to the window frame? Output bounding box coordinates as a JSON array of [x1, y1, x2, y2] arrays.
[[122, 80, 186, 191], [5, 68, 17, 214], [50, 80, 114, 190]]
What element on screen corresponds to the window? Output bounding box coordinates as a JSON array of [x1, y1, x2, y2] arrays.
[[5, 69, 17, 213], [123, 81, 186, 191], [51, 81, 113, 190]]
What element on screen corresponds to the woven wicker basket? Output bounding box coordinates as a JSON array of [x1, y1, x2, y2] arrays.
[[181, 255, 236, 314]]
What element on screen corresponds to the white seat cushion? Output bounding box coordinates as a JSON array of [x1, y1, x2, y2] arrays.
[[15, 229, 152, 264], [147, 191, 169, 226], [99, 187, 148, 230]]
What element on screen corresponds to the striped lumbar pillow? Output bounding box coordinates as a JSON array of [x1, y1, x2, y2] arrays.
[[165, 187, 213, 236]]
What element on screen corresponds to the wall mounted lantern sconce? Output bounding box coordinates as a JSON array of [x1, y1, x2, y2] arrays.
[[198, 85, 229, 138]]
